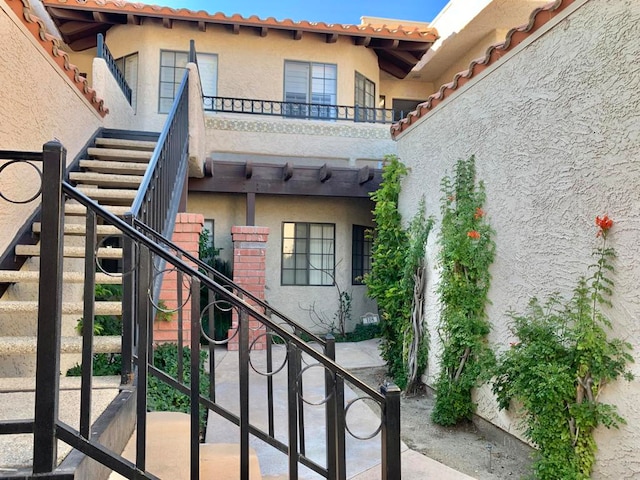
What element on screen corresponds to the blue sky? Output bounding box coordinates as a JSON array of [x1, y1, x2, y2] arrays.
[[155, 1, 450, 25]]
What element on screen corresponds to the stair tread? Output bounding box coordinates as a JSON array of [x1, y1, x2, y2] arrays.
[[0, 270, 122, 284], [0, 335, 121, 354], [15, 245, 123, 258], [65, 203, 130, 216], [87, 147, 153, 161], [69, 172, 143, 188], [32, 222, 121, 235], [76, 186, 137, 201], [95, 137, 157, 151], [0, 375, 120, 393], [0, 301, 121, 315], [79, 159, 149, 175]]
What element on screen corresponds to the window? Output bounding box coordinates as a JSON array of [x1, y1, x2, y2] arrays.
[[284, 61, 337, 119], [392, 98, 422, 122], [354, 72, 375, 122], [352, 225, 372, 285], [159, 50, 218, 113], [282, 222, 335, 285], [115, 52, 138, 110]]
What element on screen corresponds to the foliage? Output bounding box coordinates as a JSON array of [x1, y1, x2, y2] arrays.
[[492, 216, 633, 479], [147, 343, 210, 432], [432, 155, 496, 425], [199, 228, 233, 342], [66, 353, 122, 376], [365, 155, 433, 390], [75, 284, 123, 336]]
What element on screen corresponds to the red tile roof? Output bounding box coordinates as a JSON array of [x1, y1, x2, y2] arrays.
[[390, 0, 575, 139], [7, 0, 109, 117]]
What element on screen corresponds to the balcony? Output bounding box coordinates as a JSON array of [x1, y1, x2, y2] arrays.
[[203, 96, 406, 124]]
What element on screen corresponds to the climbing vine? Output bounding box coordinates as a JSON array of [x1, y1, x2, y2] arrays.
[[431, 155, 496, 425], [365, 155, 433, 391], [492, 216, 634, 479]]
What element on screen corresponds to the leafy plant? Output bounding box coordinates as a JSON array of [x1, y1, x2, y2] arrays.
[[147, 343, 210, 432], [66, 353, 122, 376], [432, 155, 496, 425], [365, 155, 433, 391], [492, 216, 633, 479]]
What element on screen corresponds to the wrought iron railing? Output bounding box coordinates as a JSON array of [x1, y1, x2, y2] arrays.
[[96, 33, 132, 105], [0, 140, 402, 479], [203, 96, 404, 124]]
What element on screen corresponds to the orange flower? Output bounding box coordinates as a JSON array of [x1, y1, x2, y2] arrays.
[[595, 215, 613, 237], [467, 230, 481, 240], [474, 208, 485, 219]]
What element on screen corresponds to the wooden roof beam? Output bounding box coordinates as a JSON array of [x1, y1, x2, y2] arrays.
[[319, 164, 332, 183], [358, 165, 374, 185], [283, 163, 293, 181]]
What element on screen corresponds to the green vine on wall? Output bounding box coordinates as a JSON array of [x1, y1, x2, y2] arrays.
[[492, 216, 634, 479], [432, 155, 496, 426], [365, 155, 433, 391]]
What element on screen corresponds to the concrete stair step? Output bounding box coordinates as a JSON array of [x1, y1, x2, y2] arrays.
[[15, 245, 123, 258], [0, 335, 121, 354], [69, 171, 143, 189], [65, 203, 130, 217], [0, 375, 120, 393], [0, 301, 121, 315], [87, 147, 153, 162], [109, 412, 262, 480], [32, 222, 122, 236], [75, 186, 137, 203], [95, 137, 157, 151], [0, 270, 122, 284], [79, 159, 149, 175]]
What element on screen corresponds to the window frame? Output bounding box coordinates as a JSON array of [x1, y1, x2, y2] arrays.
[[283, 60, 337, 119], [114, 52, 138, 110], [281, 222, 336, 286], [354, 71, 376, 122], [351, 225, 373, 285], [158, 50, 218, 114]]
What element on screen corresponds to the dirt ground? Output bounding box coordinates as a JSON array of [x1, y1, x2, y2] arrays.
[[349, 366, 534, 480]]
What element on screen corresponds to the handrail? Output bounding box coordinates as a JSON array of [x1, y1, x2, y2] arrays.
[[133, 219, 327, 347], [96, 33, 132, 105], [203, 95, 405, 124]]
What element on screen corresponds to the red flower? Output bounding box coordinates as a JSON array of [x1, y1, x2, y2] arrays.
[[467, 230, 481, 240], [595, 215, 613, 237], [474, 208, 485, 219]]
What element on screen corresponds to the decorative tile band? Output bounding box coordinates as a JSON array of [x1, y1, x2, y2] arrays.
[[205, 116, 391, 140]]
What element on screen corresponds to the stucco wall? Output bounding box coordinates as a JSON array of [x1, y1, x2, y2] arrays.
[[188, 193, 377, 333], [395, 0, 640, 476], [0, 2, 103, 254]]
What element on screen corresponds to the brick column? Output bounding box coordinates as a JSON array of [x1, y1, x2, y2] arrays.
[[154, 213, 204, 345], [227, 226, 269, 351]]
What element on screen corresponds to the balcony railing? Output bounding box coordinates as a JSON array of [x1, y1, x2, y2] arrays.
[[97, 33, 132, 105], [203, 96, 405, 124]]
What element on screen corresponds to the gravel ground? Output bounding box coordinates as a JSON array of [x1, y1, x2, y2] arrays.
[[348, 366, 534, 480]]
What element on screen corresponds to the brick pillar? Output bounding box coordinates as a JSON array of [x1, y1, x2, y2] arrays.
[[227, 226, 269, 351], [154, 213, 204, 345]]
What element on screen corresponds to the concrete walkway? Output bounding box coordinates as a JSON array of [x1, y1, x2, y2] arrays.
[[205, 339, 475, 479]]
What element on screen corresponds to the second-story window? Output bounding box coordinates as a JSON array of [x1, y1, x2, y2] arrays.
[[354, 72, 375, 122], [159, 50, 218, 113], [115, 52, 138, 110], [284, 61, 337, 119]]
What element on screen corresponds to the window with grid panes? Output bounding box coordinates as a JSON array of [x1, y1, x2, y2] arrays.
[[354, 72, 375, 122], [281, 222, 335, 285], [352, 225, 372, 284], [159, 50, 217, 113], [283, 61, 337, 119]]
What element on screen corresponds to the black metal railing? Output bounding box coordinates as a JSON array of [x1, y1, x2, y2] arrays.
[[203, 96, 405, 124], [96, 33, 132, 105]]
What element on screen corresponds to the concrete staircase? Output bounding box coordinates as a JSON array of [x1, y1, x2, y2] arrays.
[[0, 130, 158, 473]]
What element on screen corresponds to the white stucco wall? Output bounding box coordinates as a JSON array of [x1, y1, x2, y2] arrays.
[[0, 2, 104, 254], [188, 193, 377, 332], [92, 57, 137, 130], [395, 0, 640, 476]]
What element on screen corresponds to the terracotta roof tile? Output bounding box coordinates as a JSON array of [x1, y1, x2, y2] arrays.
[[42, 0, 438, 41], [390, 0, 575, 139], [7, 0, 109, 117]]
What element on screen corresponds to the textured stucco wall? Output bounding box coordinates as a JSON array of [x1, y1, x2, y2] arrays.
[[92, 58, 136, 130], [0, 3, 103, 255], [205, 116, 396, 165], [379, 74, 434, 106], [395, 1, 640, 476], [188, 193, 377, 332]]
